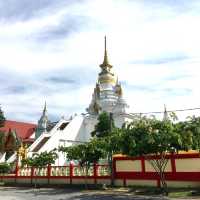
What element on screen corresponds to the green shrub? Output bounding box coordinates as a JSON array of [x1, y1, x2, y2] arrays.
[[0, 162, 11, 174]]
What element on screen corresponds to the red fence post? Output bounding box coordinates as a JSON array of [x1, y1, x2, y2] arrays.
[[47, 165, 51, 184], [31, 167, 34, 185], [171, 153, 176, 173], [141, 156, 145, 173], [113, 157, 116, 177], [70, 162, 73, 184], [47, 165, 51, 177], [94, 162, 97, 185]]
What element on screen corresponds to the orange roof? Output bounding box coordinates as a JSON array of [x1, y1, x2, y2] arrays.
[[0, 120, 36, 140]]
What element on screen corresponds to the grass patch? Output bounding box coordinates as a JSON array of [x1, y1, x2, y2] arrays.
[[169, 190, 192, 198], [0, 181, 5, 186], [169, 189, 200, 198], [126, 186, 163, 195], [127, 187, 200, 198]]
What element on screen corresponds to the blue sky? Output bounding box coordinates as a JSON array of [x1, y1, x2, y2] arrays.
[[0, 0, 200, 123]]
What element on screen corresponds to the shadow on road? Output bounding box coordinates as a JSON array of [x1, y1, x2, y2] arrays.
[[0, 187, 169, 200], [68, 193, 168, 200]]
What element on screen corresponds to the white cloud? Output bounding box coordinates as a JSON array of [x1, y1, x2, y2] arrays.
[[0, 0, 200, 123]]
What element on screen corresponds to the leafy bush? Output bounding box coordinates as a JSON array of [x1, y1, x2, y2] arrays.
[[0, 162, 11, 174]]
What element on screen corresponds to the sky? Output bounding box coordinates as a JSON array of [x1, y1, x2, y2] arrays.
[[0, 0, 200, 123]]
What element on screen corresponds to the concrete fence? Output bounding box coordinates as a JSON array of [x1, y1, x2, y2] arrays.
[[113, 153, 200, 188], [1, 153, 200, 188], [0, 163, 111, 186]]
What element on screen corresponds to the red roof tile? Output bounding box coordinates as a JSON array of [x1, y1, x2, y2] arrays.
[[0, 120, 36, 140]]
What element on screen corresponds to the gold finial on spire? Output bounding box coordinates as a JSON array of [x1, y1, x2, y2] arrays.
[[100, 36, 112, 69], [104, 36, 108, 64], [103, 36, 109, 65]]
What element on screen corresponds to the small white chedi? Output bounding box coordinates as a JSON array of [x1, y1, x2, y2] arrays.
[[8, 37, 132, 165]]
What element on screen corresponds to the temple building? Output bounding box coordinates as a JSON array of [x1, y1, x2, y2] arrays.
[[0, 120, 36, 161], [7, 37, 133, 165], [0, 120, 36, 145]]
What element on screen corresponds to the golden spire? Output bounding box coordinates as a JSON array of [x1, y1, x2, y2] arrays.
[[103, 36, 109, 65], [100, 36, 112, 69]]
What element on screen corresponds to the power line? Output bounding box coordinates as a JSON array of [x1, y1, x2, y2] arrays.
[[59, 139, 87, 144], [129, 107, 200, 115], [83, 107, 200, 116]]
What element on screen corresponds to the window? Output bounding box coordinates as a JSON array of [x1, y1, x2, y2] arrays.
[[58, 122, 69, 130]]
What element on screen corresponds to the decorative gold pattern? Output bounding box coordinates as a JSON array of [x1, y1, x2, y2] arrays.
[[116, 84, 123, 96], [98, 72, 116, 85], [99, 79, 116, 84], [93, 102, 101, 114]]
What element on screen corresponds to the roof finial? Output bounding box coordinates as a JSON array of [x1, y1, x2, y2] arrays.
[[105, 35, 107, 52], [43, 101, 47, 114], [103, 36, 108, 65], [100, 36, 112, 69], [163, 104, 168, 121]]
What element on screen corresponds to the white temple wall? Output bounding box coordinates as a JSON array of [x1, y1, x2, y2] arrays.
[[39, 115, 84, 152], [113, 115, 125, 128], [112, 114, 132, 128]]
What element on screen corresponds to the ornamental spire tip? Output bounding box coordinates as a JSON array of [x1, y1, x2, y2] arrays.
[[43, 101, 47, 114], [100, 36, 112, 69]]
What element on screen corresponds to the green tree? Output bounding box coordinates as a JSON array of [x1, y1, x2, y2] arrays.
[[0, 106, 5, 128], [22, 150, 58, 167], [99, 127, 124, 186], [91, 111, 120, 186], [175, 120, 193, 151], [121, 116, 182, 195], [0, 132, 6, 153], [91, 112, 114, 137], [0, 106, 6, 153], [180, 116, 200, 151], [59, 139, 105, 188]]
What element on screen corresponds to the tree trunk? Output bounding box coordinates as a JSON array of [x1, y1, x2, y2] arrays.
[[147, 153, 168, 196], [81, 165, 88, 189]]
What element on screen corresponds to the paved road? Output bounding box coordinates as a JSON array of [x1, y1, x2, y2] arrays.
[[0, 187, 169, 200]]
